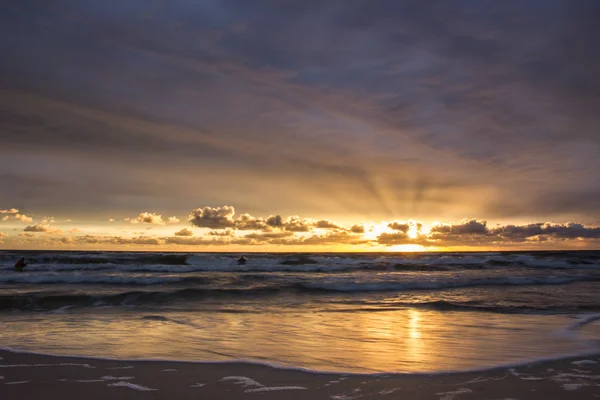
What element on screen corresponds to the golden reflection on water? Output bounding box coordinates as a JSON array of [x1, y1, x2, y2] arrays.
[[0, 308, 593, 373]]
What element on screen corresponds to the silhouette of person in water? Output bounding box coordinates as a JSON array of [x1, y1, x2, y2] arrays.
[[237, 256, 247, 265], [14, 257, 27, 272]]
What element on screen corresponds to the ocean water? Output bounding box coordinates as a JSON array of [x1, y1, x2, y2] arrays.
[[1, 250, 599, 373]]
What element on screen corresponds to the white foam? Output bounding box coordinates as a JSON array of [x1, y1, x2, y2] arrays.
[[190, 383, 205, 387], [75, 379, 105, 383], [5, 381, 30, 385], [162, 368, 177, 372], [437, 388, 472, 400], [101, 375, 133, 380], [379, 388, 401, 395], [457, 376, 505, 385], [52, 305, 74, 314], [572, 369, 592, 373], [220, 376, 262, 387], [107, 381, 157, 391], [563, 383, 586, 391], [245, 386, 307, 393], [572, 360, 597, 366]]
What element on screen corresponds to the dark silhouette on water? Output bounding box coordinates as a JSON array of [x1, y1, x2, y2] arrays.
[[237, 256, 247, 265], [14, 257, 27, 272]]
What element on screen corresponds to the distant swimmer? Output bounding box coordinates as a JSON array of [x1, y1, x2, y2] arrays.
[[237, 256, 247, 265], [14, 257, 27, 272]]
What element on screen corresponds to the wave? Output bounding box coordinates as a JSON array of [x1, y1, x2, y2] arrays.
[[299, 275, 600, 292], [1, 270, 599, 288], [0, 274, 213, 285], [0, 287, 283, 310], [1, 259, 598, 273], [4, 287, 600, 314]]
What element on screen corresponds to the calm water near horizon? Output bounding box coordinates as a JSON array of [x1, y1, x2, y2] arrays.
[[1, 250, 600, 373]]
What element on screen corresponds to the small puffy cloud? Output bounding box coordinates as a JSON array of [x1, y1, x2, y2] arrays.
[[1, 209, 33, 223], [244, 231, 295, 240], [174, 228, 194, 237], [283, 216, 313, 232], [23, 223, 62, 235], [164, 236, 210, 245], [265, 215, 283, 228], [388, 221, 411, 232], [69, 228, 80, 234], [131, 212, 165, 225], [314, 220, 346, 230], [65, 219, 73, 222], [350, 224, 365, 234], [167, 216, 180, 224], [189, 206, 236, 229], [430, 219, 489, 235], [235, 213, 268, 230], [24, 224, 52, 232], [207, 229, 235, 237], [127, 236, 162, 245], [41, 217, 56, 225], [377, 232, 412, 245], [16, 214, 34, 223], [303, 231, 369, 246], [108, 218, 116, 223], [0, 232, 8, 238]]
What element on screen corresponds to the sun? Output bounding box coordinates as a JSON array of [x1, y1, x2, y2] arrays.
[[407, 225, 418, 239], [363, 222, 391, 240]]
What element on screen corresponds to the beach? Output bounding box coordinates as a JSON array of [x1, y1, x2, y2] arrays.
[[2, 350, 600, 399], [2, 251, 600, 399]]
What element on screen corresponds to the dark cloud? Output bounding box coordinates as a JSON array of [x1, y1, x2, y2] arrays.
[[282, 216, 313, 232], [174, 228, 193, 237], [206, 229, 235, 237], [377, 232, 412, 246], [388, 222, 410, 233], [266, 215, 283, 228], [129, 212, 165, 225], [1, 1, 599, 225], [235, 213, 268, 230], [430, 219, 488, 235], [350, 224, 365, 234], [23, 224, 54, 233], [244, 231, 295, 241], [492, 222, 600, 241], [314, 220, 345, 230], [189, 206, 236, 229]]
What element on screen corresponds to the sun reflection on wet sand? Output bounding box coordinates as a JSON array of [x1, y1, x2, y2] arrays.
[[1, 307, 597, 373]]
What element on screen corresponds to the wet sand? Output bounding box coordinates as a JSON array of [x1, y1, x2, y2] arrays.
[[1, 350, 599, 399]]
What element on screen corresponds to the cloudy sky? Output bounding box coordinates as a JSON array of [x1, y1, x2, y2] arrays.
[[1, 0, 599, 251]]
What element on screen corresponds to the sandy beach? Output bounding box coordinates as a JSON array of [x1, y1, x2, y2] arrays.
[[1, 350, 599, 399]]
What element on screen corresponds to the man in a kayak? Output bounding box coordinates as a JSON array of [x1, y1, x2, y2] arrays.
[[14, 257, 27, 272]]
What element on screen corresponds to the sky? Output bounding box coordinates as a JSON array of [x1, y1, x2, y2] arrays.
[[1, 0, 599, 252]]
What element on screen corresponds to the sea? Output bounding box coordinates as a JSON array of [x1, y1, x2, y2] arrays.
[[1, 250, 599, 373]]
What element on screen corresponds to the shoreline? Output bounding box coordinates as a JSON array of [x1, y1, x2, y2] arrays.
[[2, 346, 600, 376], [1, 349, 600, 399]]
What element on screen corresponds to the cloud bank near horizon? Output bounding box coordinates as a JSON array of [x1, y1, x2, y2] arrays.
[[1, 205, 599, 250]]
